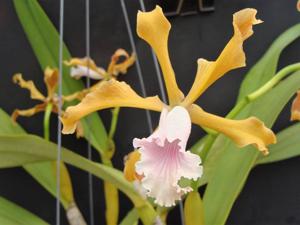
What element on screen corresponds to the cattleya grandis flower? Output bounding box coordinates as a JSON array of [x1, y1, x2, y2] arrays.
[[12, 67, 63, 121], [11, 67, 86, 137], [64, 49, 135, 100], [60, 6, 276, 206]]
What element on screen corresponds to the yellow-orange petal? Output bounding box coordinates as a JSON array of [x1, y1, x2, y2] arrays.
[[44, 67, 59, 98], [183, 8, 262, 106], [61, 80, 164, 134], [291, 91, 300, 121], [297, 0, 300, 12], [188, 104, 276, 155], [11, 103, 47, 121], [123, 150, 143, 182], [137, 6, 183, 105], [107, 49, 136, 76], [13, 73, 45, 101]]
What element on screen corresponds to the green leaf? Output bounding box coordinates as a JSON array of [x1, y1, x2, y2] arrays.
[[0, 109, 72, 208], [203, 71, 300, 225], [0, 134, 157, 225], [197, 135, 229, 188], [238, 23, 300, 100], [119, 209, 139, 225], [256, 123, 300, 165], [0, 134, 129, 192], [13, 0, 108, 154], [0, 196, 49, 225], [0, 109, 25, 135], [184, 191, 204, 225], [190, 135, 207, 156]]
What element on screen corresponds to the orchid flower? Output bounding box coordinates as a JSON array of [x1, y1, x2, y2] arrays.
[[290, 91, 300, 121], [61, 6, 276, 155], [60, 6, 277, 207], [12, 67, 61, 121], [11, 67, 85, 138], [64, 49, 135, 100], [63, 49, 135, 101]]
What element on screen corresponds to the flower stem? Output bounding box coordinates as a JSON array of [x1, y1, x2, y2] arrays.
[[43, 103, 53, 141], [226, 98, 249, 119], [102, 107, 120, 225], [227, 63, 300, 119], [108, 107, 120, 140], [248, 63, 300, 101]]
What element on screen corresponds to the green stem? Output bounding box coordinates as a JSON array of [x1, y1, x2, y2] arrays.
[[227, 63, 300, 119], [248, 63, 300, 101], [102, 107, 120, 225], [226, 98, 249, 119], [43, 103, 53, 141], [108, 107, 120, 140]]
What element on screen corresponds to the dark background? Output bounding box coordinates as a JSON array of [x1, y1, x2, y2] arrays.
[[0, 0, 300, 224]]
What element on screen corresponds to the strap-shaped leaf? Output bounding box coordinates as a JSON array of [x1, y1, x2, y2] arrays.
[[0, 108, 72, 208], [203, 71, 300, 225], [0, 196, 49, 225], [119, 209, 138, 225], [256, 123, 300, 165], [0, 134, 157, 225], [13, 0, 108, 154]]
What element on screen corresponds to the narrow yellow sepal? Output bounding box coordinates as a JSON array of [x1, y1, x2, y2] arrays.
[[137, 6, 183, 105]]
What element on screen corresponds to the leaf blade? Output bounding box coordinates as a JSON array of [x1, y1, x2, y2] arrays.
[[0, 134, 157, 225], [0, 196, 49, 225], [119, 209, 139, 225], [0, 109, 71, 208]]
